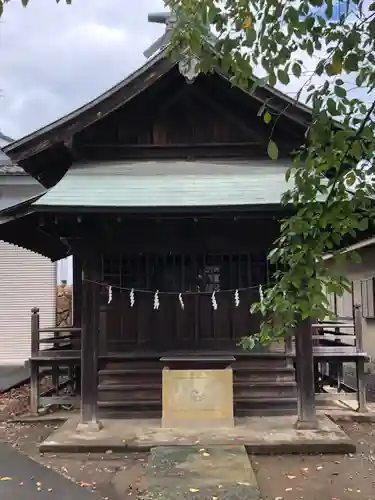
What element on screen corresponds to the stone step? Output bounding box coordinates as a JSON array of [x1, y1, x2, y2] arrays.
[[137, 445, 260, 500]]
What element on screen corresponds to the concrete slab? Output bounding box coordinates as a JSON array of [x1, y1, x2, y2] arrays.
[[39, 415, 356, 454], [0, 441, 100, 500], [327, 402, 375, 423], [0, 365, 29, 392], [138, 445, 260, 500]]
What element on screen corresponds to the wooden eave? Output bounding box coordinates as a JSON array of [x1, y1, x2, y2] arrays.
[[0, 213, 69, 261]]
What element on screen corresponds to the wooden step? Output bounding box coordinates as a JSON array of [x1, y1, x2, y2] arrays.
[[99, 368, 161, 376], [98, 400, 161, 408], [98, 383, 161, 391]]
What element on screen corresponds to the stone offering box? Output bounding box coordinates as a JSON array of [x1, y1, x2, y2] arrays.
[[160, 355, 235, 429]]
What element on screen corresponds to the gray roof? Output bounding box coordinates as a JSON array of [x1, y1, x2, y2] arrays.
[[0, 131, 13, 147], [0, 132, 25, 175], [34, 160, 292, 208], [0, 187, 45, 211], [0, 164, 26, 175]]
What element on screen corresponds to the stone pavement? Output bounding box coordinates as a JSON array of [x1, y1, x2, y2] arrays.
[[0, 441, 100, 500], [138, 445, 260, 500]]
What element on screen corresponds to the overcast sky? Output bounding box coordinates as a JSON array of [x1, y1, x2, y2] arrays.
[[1, 1, 371, 141], [0, 0, 165, 139]]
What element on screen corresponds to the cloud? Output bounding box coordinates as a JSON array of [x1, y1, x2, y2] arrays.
[[0, 0, 165, 138]]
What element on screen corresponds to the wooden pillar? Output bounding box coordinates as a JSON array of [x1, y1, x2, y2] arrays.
[[77, 258, 102, 431], [30, 307, 40, 415], [354, 305, 368, 412], [72, 255, 83, 328], [295, 318, 319, 429]]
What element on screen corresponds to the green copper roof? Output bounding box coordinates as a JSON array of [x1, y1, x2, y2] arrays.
[[33, 160, 292, 208]]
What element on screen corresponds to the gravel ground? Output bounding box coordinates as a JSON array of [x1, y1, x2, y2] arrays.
[[0, 377, 53, 420], [1, 419, 375, 499]]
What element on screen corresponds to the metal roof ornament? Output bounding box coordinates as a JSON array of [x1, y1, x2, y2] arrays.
[[145, 10, 201, 84], [178, 56, 200, 84], [143, 11, 177, 59]]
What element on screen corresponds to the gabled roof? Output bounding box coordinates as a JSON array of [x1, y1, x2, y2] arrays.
[[0, 132, 26, 175], [3, 45, 313, 170], [3, 50, 173, 164]]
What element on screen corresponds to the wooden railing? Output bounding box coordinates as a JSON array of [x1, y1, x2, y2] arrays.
[[29, 307, 82, 414], [31, 307, 81, 357]]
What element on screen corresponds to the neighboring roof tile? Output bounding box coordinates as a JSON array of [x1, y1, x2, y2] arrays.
[[33, 160, 292, 208], [0, 164, 26, 175]]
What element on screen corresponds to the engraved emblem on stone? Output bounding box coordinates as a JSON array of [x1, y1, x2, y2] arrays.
[[191, 389, 204, 402]]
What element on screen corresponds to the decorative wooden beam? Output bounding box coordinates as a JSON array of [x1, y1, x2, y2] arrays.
[[295, 318, 319, 429], [80, 142, 295, 161], [191, 87, 266, 142]]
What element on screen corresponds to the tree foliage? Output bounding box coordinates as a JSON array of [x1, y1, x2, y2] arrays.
[[0, 0, 71, 17], [2, 0, 375, 348], [166, 0, 375, 347]]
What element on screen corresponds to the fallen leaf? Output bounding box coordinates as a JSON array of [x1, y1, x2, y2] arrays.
[[287, 475, 296, 479], [189, 488, 200, 493], [316, 466, 323, 470], [80, 482, 91, 488], [302, 468, 309, 472], [0, 477, 12, 481]]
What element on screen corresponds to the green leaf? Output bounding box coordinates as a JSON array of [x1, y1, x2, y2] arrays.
[[264, 111, 272, 124], [0, 1, 3, 17], [292, 62, 302, 78], [21, 0, 29, 6], [345, 171, 356, 186], [344, 53, 359, 72], [268, 71, 277, 87], [327, 98, 338, 116], [267, 140, 279, 160], [332, 52, 343, 74], [334, 85, 346, 98], [358, 218, 369, 231], [277, 69, 290, 85]]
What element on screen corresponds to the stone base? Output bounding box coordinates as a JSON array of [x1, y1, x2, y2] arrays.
[[39, 415, 356, 455], [162, 367, 234, 428], [295, 418, 320, 430], [76, 420, 103, 433]]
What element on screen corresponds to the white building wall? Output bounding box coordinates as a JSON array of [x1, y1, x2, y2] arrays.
[[0, 241, 56, 365]]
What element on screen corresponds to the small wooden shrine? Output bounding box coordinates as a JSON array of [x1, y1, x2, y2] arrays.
[[0, 13, 369, 430]]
